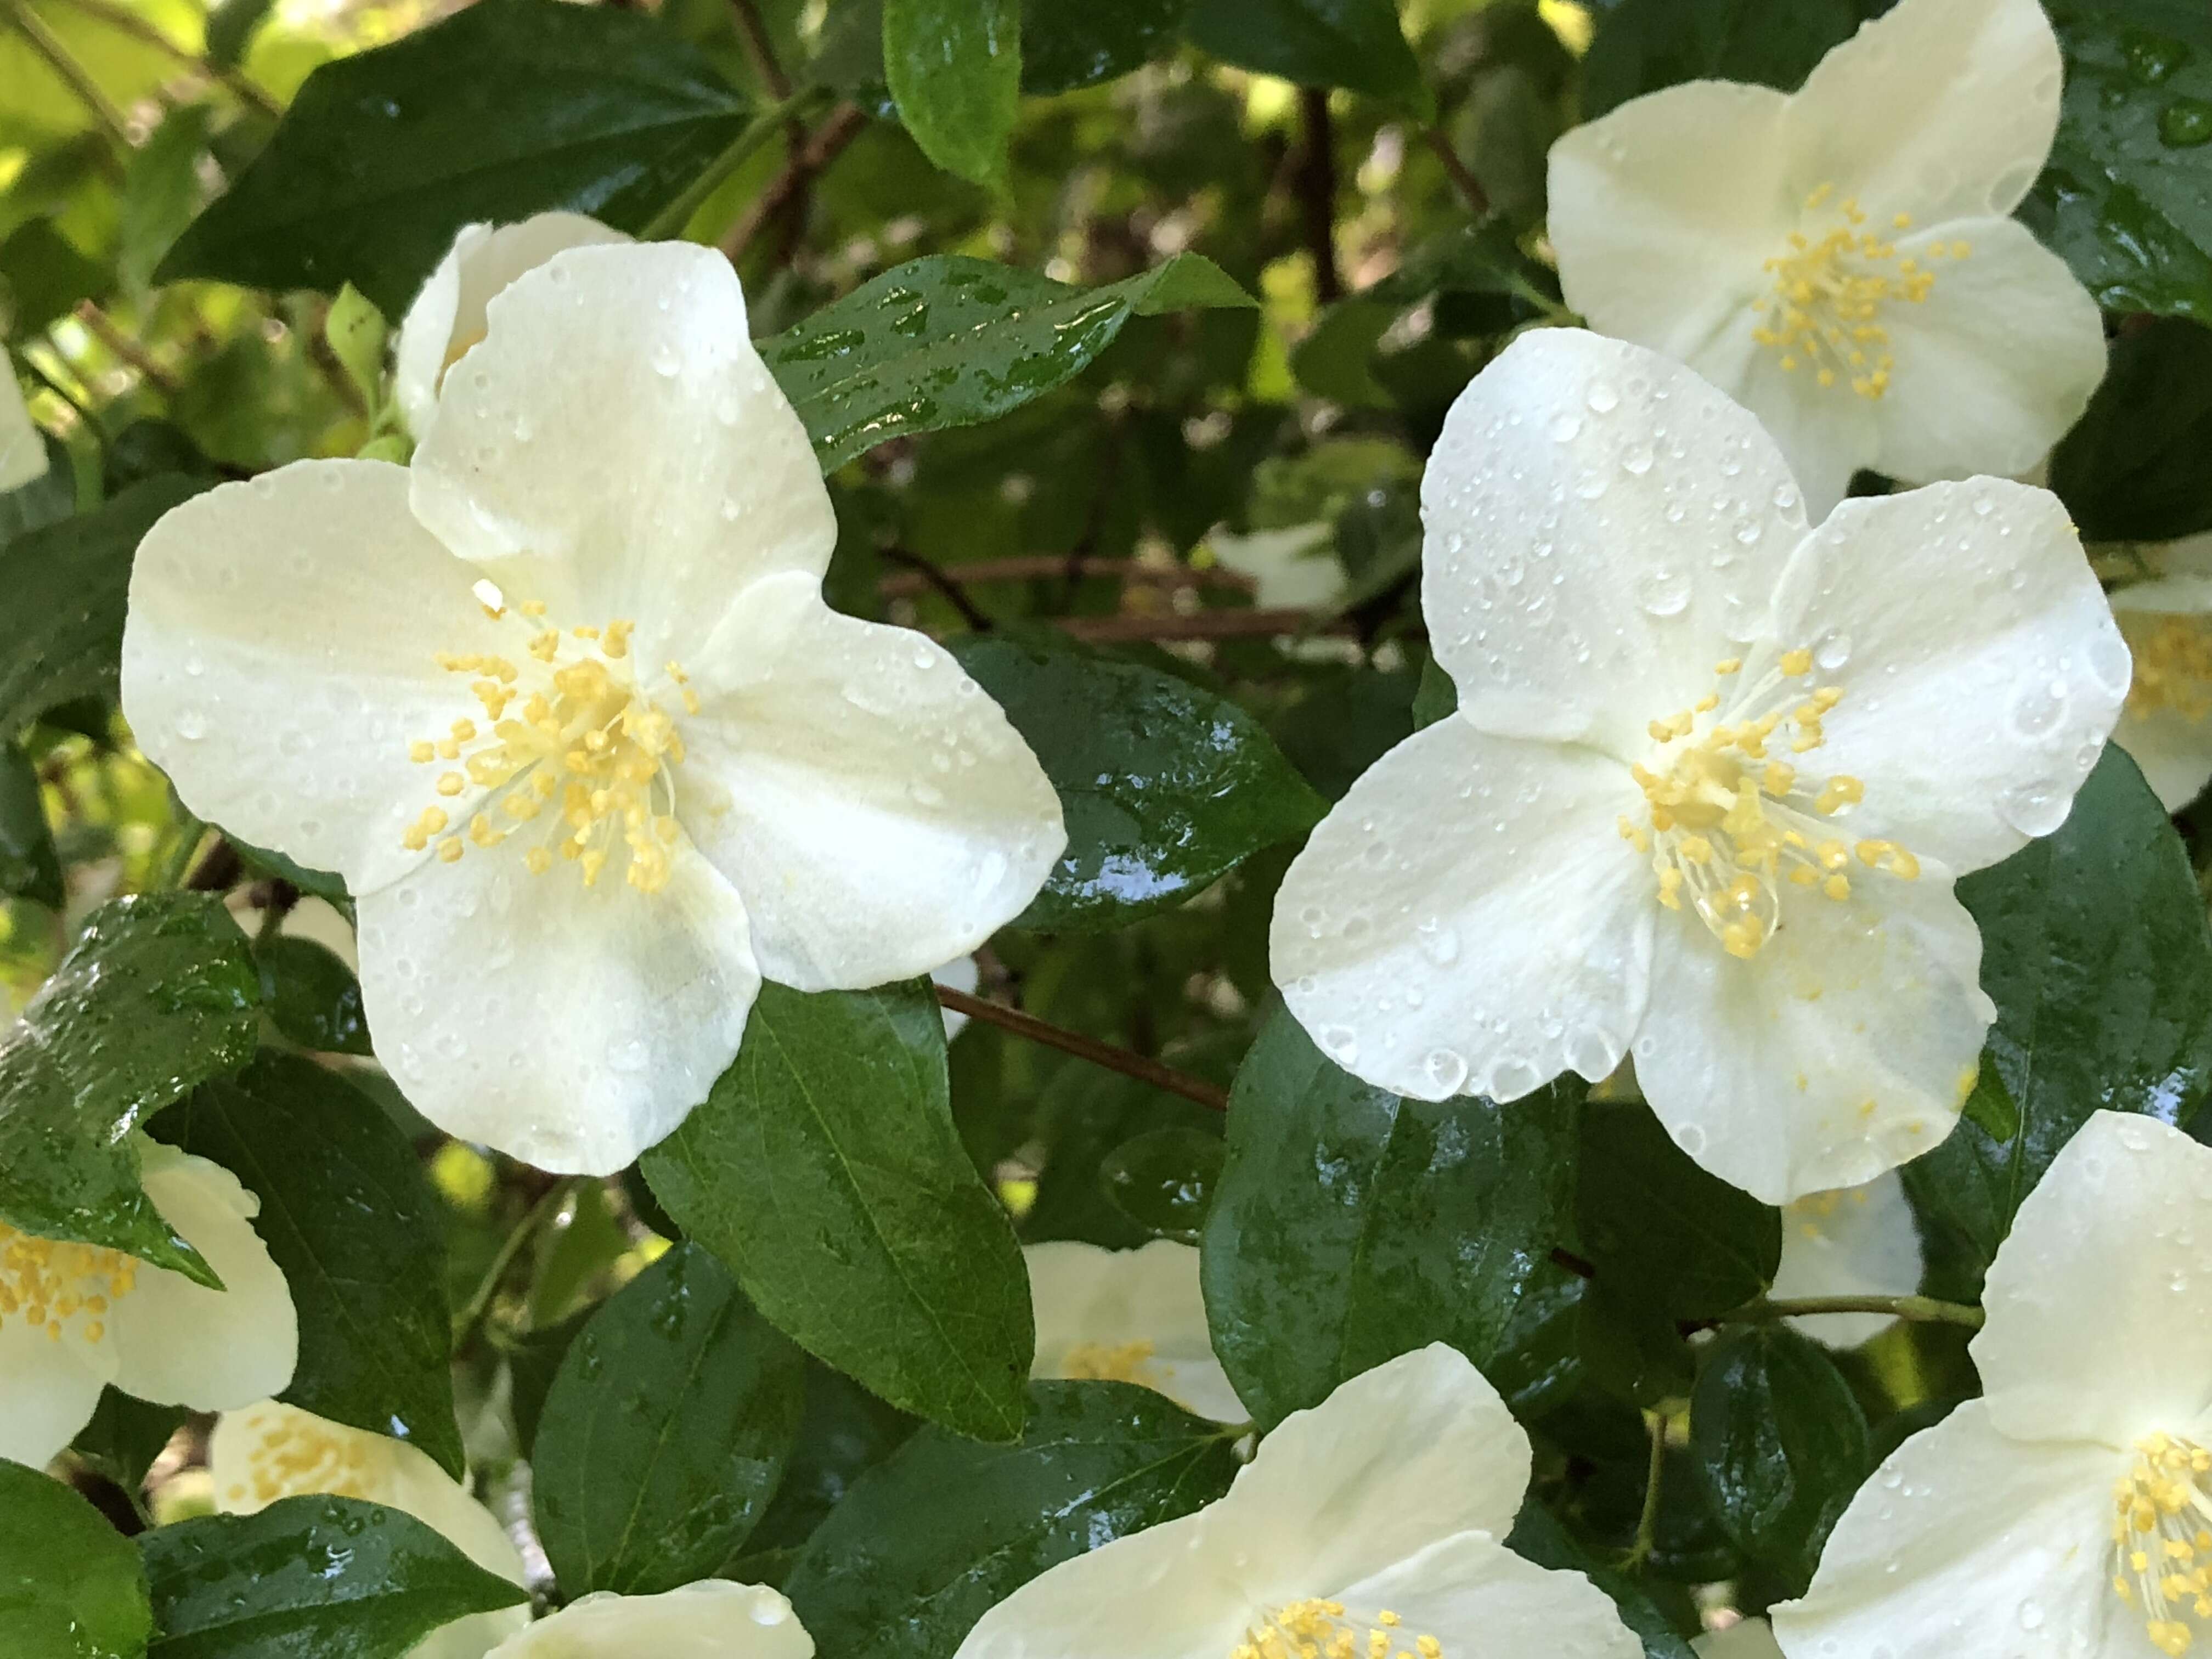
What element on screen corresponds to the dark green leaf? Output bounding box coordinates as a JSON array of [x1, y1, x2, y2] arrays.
[[1021, 0, 1188, 94], [139, 1496, 527, 1659], [1099, 1124, 1223, 1243], [230, 839, 350, 913], [1582, 0, 1861, 120], [1689, 1327, 1870, 1593], [785, 1381, 1238, 1659], [1903, 747, 2212, 1265], [0, 475, 205, 736], [1577, 1101, 1780, 1320], [1022, 1066, 1220, 1248], [2047, 317, 2212, 542], [71, 1391, 189, 1496], [0, 1459, 152, 1659], [1574, 1274, 1694, 1407], [254, 936, 369, 1055], [158, 0, 754, 314], [1290, 300, 1395, 408], [0, 434, 77, 548], [0, 893, 259, 1283], [506, 1307, 589, 1458], [731, 1358, 918, 1578], [1186, 0, 1430, 115], [951, 631, 1325, 931], [0, 742, 61, 907], [882, 0, 1020, 191], [1410, 653, 1457, 730], [642, 981, 1034, 1443], [763, 253, 1253, 471], [119, 105, 211, 294], [533, 1243, 805, 1595], [164, 1054, 464, 1477], [204, 0, 276, 69], [0, 219, 104, 338], [1201, 1007, 1581, 1430], [1506, 1498, 1697, 1659]]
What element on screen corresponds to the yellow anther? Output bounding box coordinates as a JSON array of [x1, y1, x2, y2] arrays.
[[409, 740, 435, 763], [437, 838, 464, 864], [1714, 657, 1742, 675], [520, 599, 546, 617], [436, 772, 465, 797], [1893, 212, 1912, 229], [1822, 873, 1850, 900], [1780, 648, 1814, 676], [1753, 188, 1948, 396]]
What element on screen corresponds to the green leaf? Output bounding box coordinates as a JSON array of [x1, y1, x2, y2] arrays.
[[253, 936, 370, 1055], [139, 1496, 528, 1659], [882, 0, 1021, 191], [1903, 747, 2212, 1265], [731, 1358, 918, 1579], [784, 1381, 1238, 1659], [1409, 653, 1457, 731], [763, 253, 1254, 471], [0, 476, 205, 736], [323, 286, 388, 417], [1688, 1327, 1870, 1594], [0, 435, 77, 548], [642, 980, 1035, 1443], [1577, 1101, 1780, 1320], [157, 0, 754, 315], [1186, 0, 1430, 116], [0, 893, 259, 1284], [1201, 1007, 1581, 1430], [950, 631, 1324, 931], [533, 1242, 805, 1595], [2047, 317, 2212, 542], [1505, 1499, 1697, 1659], [0, 1459, 152, 1659], [71, 1391, 190, 1496], [1581, 0, 1863, 120], [204, 0, 276, 70], [2032, 0, 2212, 321], [1099, 1124, 1223, 1243], [119, 105, 212, 295], [0, 218, 104, 338], [163, 1054, 465, 1477], [0, 742, 61, 908], [1021, 0, 1188, 94]]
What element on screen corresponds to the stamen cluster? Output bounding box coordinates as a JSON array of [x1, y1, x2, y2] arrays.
[[0, 1221, 136, 1345], [1234, 1600, 1443, 1659], [2114, 1432, 2212, 1656], [224, 1414, 378, 1506], [2123, 615, 2212, 724], [1059, 1339, 1163, 1388]]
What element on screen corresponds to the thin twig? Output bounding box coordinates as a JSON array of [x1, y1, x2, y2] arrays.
[[720, 102, 867, 264], [452, 1180, 582, 1346], [1053, 607, 1363, 644], [727, 0, 793, 100], [881, 545, 992, 632], [934, 985, 1231, 1113], [44, 0, 280, 116], [1621, 1413, 1667, 1571], [878, 555, 1257, 600], [73, 300, 178, 394], [1719, 1293, 1985, 1330], [7, 0, 130, 144], [1296, 88, 1344, 303], [1423, 125, 1490, 219]]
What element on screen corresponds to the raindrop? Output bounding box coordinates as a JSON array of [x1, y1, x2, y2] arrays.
[[1586, 381, 1620, 414], [2160, 98, 2212, 147], [175, 710, 208, 741], [1547, 412, 1583, 444], [1621, 442, 1654, 476], [1814, 630, 1853, 672], [1995, 779, 2069, 837], [1673, 1121, 1708, 1158], [2008, 678, 2067, 740], [1635, 567, 1691, 617], [1417, 918, 1461, 965], [607, 1038, 650, 1073], [1319, 1026, 1361, 1067], [1424, 1048, 1470, 1096]]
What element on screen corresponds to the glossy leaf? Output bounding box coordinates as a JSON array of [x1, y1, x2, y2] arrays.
[[1099, 1124, 1223, 1243], [763, 253, 1253, 471], [165, 1054, 465, 1477], [883, 0, 1021, 191], [0, 742, 61, 908], [0, 218, 105, 338], [2047, 317, 2212, 543], [730, 1358, 919, 1581], [0, 1459, 151, 1659], [951, 631, 1325, 930], [140, 1496, 528, 1659], [1022, 0, 1188, 94], [642, 980, 1034, 1443], [1201, 1007, 1581, 1430], [1904, 748, 2212, 1266], [158, 0, 754, 314], [72, 1391, 190, 1497], [1582, 0, 1866, 119], [533, 1243, 805, 1596], [784, 1381, 1238, 1659], [0, 894, 258, 1284], [254, 936, 370, 1056], [1577, 1101, 1780, 1321], [1506, 1499, 1697, 1659], [1185, 0, 1430, 115]]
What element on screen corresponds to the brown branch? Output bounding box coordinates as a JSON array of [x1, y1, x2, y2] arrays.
[[878, 556, 1256, 599], [1296, 88, 1344, 303], [73, 301, 178, 394], [1054, 607, 1361, 643], [720, 103, 867, 265], [7, 0, 129, 144], [727, 0, 793, 100], [880, 545, 992, 632], [1423, 125, 1489, 219], [934, 985, 1231, 1113]]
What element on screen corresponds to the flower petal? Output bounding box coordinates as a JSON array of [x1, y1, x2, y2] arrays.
[[394, 213, 631, 441], [1723, 352, 1879, 527], [1782, 0, 2064, 226], [1025, 1240, 1244, 1423], [1695, 1618, 1782, 1659], [108, 1143, 298, 1411], [1766, 478, 2128, 874], [676, 573, 1063, 991], [1272, 716, 1653, 1104], [1420, 330, 1805, 757], [357, 831, 759, 1175], [1328, 1531, 1642, 1659], [1973, 1111, 2212, 1448], [2113, 704, 2212, 814], [1772, 1171, 1924, 1347], [1870, 219, 2107, 487], [121, 460, 516, 896], [1771, 1402, 2114, 1659], [1631, 870, 1991, 1205], [490, 1583, 813, 1659], [0, 1314, 108, 1469], [1, 369, 48, 492], [409, 242, 834, 675], [950, 1505, 1236, 1659]]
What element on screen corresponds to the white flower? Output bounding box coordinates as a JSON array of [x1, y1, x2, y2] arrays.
[[952, 1344, 1643, 1659], [2106, 534, 2212, 812], [394, 213, 631, 441], [1695, 1617, 1784, 1659], [121, 241, 1066, 1176], [1547, 0, 2106, 522], [1269, 328, 2126, 1204], [1774, 1110, 2212, 1659], [935, 952, 980, 1039], [1026, 1240, 1244, 1423], [2, 368, 49, 493], [1771, 1171, 1923, 1348], [212, 1400, 529, 1659], [486, 1581, 811, 1659], [0, 1139, 296, 1469], [1207, 524, 1346, 611]]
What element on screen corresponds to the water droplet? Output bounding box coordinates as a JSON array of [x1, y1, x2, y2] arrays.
[[1636, 567, 1691, 617], [1416, 918, 1461, 966], [175, 710, 207, 741], [2009, 677, 2068, 740], [2161, 97, 2212, 146], [1996, 778, 2069, 837], [1673, 1121, 1708, 1157], [2128, 33, 2191, 85], [1488, 1057, 1542, 1099], [1621, 442, 1654, 476], [1814, 630, 1853, 672], [650, 343, 681, 376], [1318, 1025, 1360, 1067], [607, 1037, 650, 1073], [1547, 412, 1582, 444], [2018, 1601, 2045, 1633], [1586, 381, 1620, 414], [1424, 1048, 1469, 1096], [183, 653, 206, 678]]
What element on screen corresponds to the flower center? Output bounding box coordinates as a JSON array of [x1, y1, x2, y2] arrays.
[[2113, 1432, 2212, 1655], [1232, 1600, 1443, 1659], [1751, 184, 1963, 400], [0, 1222, 138, 1346], [403, 595, 701, 893], [1060, 1340, 1162, 1387], [1622, 648, 1920, 960], [2123, 614, 2212, 724], [1787, 1186, 1871, 1240], [225, 1412, 382, 1507]]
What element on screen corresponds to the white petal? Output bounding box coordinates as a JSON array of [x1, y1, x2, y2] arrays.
[[1694, 1618, 1783, 1659], [121, 460, 515, 896], [1767, 479, 2128, 874], [2109, 589, 2212, 811], [2114, 704, 2212, 814], [358, 831, 760, 1176], [409, 243, 834, 677], [1771, 1402, 2114, 1659], [1773, 1171, 1924, 1347], [1328, 1532, 1643, 1659], [0, 1313, 108, 1470], [676, 573, 1063, 991], [1, 369, 49, 492], [933, 953, 980, 1039], [951, 1504, 1235, 1659], [1420, 330, 1805, 756], [108, 1142, 297, 1412], [395, 214, 632, 442], [488, 1583, 814, 1659], [1973, 1112, 2212, 1448], [1632, 870, 1990, 1205], [1225, 1346, 1531, 1605], [1723, 352, 1880, 527], [1025, 1240, 1244, 1424], [1782, 0, 2064, 227], [1870, 220, 2107, 488], [1271, 716, 1653, 1104]]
